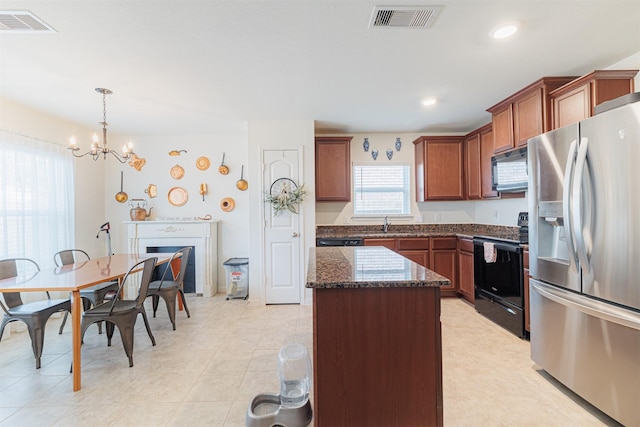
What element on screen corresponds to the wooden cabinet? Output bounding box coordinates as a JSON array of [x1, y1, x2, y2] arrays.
[[365, 236, 457, 295], [313, 286, 443, 426], [364, 238, 397, 251], [457, 237, 474, 303], [487, 77, 577, 153], [397, 238, 430, 268], [551, 70, 637, 128], [479, 124, 499, 199], [524, 250, 530, 334], [413, 136, 464, 201], [464, 133, 481, 200], [315, 136, 352, 201], [430, 237, 457, 296]]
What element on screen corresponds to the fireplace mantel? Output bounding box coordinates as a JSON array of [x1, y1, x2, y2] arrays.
[[125, 220, 218, 296]]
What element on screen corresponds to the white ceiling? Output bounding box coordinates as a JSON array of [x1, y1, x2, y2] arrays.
[[1, 1, 639, 137]]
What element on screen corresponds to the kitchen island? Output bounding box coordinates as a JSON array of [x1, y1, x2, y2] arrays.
[[306, 246, 450, 427]]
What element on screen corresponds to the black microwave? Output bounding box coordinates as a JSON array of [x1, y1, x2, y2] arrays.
[[491, 147, 528, 193]]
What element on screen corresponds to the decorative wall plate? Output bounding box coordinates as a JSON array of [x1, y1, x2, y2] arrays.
[[196, 156, 210, 170], [220, 197, 235, 212], [168, 187, 188, 206], [170, 164, 185, 179]]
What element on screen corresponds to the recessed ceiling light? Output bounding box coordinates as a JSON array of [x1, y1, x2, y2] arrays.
[[490, 21, 519, 39], [421, 98, 437, 106]]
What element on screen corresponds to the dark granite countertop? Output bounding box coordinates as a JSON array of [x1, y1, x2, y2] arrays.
[[306, 246, 450, 289], [316, 223, 524, 244]]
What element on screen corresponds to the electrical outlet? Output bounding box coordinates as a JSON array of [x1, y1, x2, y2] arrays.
[[434, 212, 442, 222], [492, 210, 499, 219]]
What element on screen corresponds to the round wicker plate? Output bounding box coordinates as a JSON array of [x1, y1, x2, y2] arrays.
[[196, 156, 210, 171], [168, 187, 188, 206]]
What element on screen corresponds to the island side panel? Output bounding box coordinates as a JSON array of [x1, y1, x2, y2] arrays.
[[313, 286, 443, 427]]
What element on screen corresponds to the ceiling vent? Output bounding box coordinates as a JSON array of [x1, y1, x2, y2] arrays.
[[369, 5, 442, 29], [0, 11, 56, 33]]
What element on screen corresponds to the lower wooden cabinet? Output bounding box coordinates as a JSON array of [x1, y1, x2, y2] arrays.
[[457, 237, 474, 303], [366, 237, 458, 296]]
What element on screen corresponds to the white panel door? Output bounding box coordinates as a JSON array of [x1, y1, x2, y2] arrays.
[[263, 149, 301, 304]]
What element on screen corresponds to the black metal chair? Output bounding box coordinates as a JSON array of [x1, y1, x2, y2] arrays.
[[0, 258, 71, 369], [146, 247, 192, 330], [80, 257, 157, 367], [54, 249, 119, 334]]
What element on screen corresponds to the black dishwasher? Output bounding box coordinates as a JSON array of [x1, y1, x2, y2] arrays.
[[316, 238, 364, 247]]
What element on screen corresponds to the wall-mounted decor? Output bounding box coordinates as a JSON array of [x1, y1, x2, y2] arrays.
[[145, 184, 157, 198], [128, 198, 153, 221], [386, 149, 393, 160], [199, 183, 208, 201], [218, 153, 229, 175], [236, 165, 248, 191], [395, 137, 402, 151], [220, 197, 235, 212], [196, 156, 210, 171], [265, 177, 306, 216], [115, 171, 128, 203], [371, 149, 378, 160], [128, 153, 146, 171], [363, 138, 370, 152], [170, 164, 185, 179], [168, 187, 188, 206], [168, 150, 187, 156]]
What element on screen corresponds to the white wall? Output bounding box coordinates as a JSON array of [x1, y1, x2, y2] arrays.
[[102, 132, 250, 292]]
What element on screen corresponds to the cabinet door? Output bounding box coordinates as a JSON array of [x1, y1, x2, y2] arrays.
[[457, 238, 474, 303], [553, 84, 590, 129], [464, 134, 481, 200], [480, 127, 499, 199], [315, 137, 352, 201], [398, 250, 429, 268], [491, 104, 514, 153], [425, 139, 464, 200], [513, 88, 543, 147], [432, 250, 457, 295]]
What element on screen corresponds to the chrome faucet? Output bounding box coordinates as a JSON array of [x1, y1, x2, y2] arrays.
[[382, 216, 391, 233]]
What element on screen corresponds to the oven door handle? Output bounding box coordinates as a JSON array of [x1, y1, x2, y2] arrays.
[[473, 240, 520, 253]]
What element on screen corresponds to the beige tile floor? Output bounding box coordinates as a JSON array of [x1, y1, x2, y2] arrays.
[[0, 295, 622, 426]]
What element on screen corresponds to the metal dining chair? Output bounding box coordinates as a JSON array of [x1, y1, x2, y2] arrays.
[[146, 247, 192, 330], [80, 257, 157, 367], [54, 249, 119, 334], [0, 258, 71, 369]]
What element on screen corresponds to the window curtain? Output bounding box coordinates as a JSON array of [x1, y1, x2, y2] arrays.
[[0, 129, 75, 269]]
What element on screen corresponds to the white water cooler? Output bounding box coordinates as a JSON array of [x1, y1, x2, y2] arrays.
[[246, 343, 313, 427]]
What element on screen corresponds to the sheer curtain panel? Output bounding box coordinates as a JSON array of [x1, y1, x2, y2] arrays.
[[0, 130, 75, 269]]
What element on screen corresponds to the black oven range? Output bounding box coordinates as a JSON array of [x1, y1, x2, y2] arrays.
[[473, 235, 525, 338]]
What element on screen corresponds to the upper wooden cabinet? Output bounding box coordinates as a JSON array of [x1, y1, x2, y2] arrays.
[[479, 124, 499, 199], [463, 132, 481, 200], [551, 70, 637, 129], [315, 136, 352, 202], [487, 77, 577, 153], [413, 136, 464, 201]]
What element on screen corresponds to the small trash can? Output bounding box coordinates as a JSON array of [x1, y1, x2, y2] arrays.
[[223, 258, 249, 300]]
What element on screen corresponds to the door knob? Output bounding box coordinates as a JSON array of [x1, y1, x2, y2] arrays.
[[292, 232, 299, 237]]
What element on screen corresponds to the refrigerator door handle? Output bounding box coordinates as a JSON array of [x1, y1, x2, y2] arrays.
[[531, 280, 640, 331], [562, 139, 579, 267], [572, 137, 591, 275]]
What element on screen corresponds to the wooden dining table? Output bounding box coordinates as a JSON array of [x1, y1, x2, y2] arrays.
[[0, 253, 172, 392]]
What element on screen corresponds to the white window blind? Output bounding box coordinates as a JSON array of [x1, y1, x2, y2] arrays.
[[0, 130, 75, 269], [353, 164, 410, 215]]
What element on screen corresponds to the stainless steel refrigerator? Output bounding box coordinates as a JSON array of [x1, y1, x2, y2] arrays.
[[528, 94, 640, 427]]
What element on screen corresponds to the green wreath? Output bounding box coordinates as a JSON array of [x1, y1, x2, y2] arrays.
[[265, 178, 306, 215]]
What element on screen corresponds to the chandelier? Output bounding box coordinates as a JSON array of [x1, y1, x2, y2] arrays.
[[68, 88, 135, 163]]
